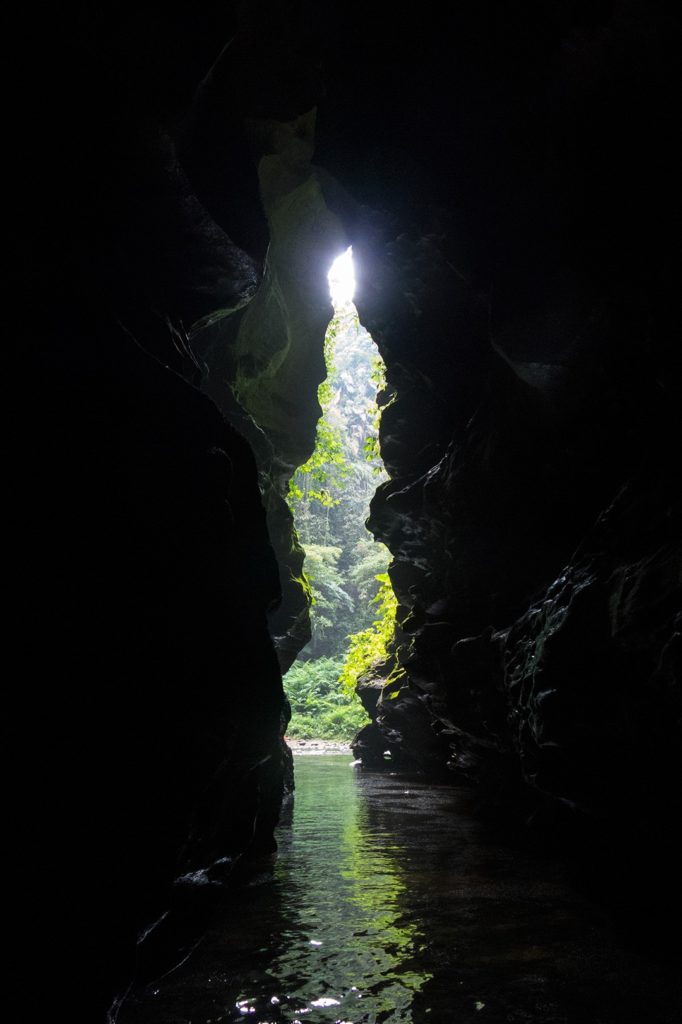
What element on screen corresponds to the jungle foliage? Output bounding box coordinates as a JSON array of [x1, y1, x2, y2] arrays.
[[285, 657, 368, 740], [338, 573, 399, 695], [284, 299, 395, 740]]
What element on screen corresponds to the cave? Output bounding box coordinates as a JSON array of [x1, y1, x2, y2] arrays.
[[12, 3, 680, 1022]]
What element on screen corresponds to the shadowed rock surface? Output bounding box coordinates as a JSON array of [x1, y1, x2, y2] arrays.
[[331, 2, 681, 870], [11, 2, 680, 1019]]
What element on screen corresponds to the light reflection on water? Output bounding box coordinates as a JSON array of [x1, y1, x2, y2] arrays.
[[120, 755, 680, 1024], [262, 756, 431, 1022]]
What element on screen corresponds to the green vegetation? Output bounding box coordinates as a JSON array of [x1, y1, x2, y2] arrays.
[[284, 261, 397, 741], [285, 657, 368, 739], [299, 544, 353, 658], [287, 319, 349, 508], [338, 573, 400, 694]]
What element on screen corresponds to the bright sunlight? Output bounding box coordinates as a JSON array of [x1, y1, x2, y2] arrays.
[[284, 245, 401, 741], [328, 246, 356, 308]]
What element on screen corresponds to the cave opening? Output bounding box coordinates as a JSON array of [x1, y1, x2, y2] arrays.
[[284, 247, 394, 744], [19, 6, 681, 1021]]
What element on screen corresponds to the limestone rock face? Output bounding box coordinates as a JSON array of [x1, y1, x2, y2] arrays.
[[230, 120, 348, 671], [319, 3, 681, 852], [181, 30, 349, 674], [13, 11, 315, 1016], [20, 312, 290, 1017], [13, 3, 681, 1015], [501, 478, 681, 822], [13, 10, 356, 1013]]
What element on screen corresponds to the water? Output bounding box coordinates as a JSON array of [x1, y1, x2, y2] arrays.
[[120, 755, 680, 1023]]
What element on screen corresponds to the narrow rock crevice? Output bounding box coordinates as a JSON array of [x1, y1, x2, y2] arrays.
[[13, 4, 680, 1017]]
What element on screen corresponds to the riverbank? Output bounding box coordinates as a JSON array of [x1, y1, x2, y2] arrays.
[[285, 738, 353, 755]]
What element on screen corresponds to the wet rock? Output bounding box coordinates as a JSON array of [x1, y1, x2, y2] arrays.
[[13, 4, 682, 1014], [502, 478, 681, 822], [13, 14, 301, 1015], [325, 2, 681, 869]]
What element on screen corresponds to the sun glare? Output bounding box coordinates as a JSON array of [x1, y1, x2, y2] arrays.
[[328, 246, 355, 309]]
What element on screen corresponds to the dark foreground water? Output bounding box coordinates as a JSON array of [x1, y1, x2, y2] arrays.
[[120, 755, 680, 1024]]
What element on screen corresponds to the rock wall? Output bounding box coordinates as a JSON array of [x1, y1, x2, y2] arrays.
[[13, 7, 370, 1015], [180, 21, 349, 672], [12, 9, 329, 1017], [312, 3, 681, 852], [12, 2, 681, 1014]]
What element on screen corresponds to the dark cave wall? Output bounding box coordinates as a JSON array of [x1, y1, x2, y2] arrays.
[[316, 2, 681, 845], [13, 7, 359, 1015], [13, 9, 325, 1016], [198, 106, 349, 670], [177, 15, 351, 672], [12, 1, 681, 1015], [167, 0, 681, 848]]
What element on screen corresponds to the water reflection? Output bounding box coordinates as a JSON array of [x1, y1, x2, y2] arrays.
[[120, 756, 430, 1023], [255, 756, 431, 1022], [120, 756, 681, 1024], [339, 802, 431, 1018]]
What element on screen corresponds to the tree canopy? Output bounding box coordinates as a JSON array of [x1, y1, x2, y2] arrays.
[[284, 287, 397, 739]]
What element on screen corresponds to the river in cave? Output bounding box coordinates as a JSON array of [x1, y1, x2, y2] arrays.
[[119, 755, 678, 1024]]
